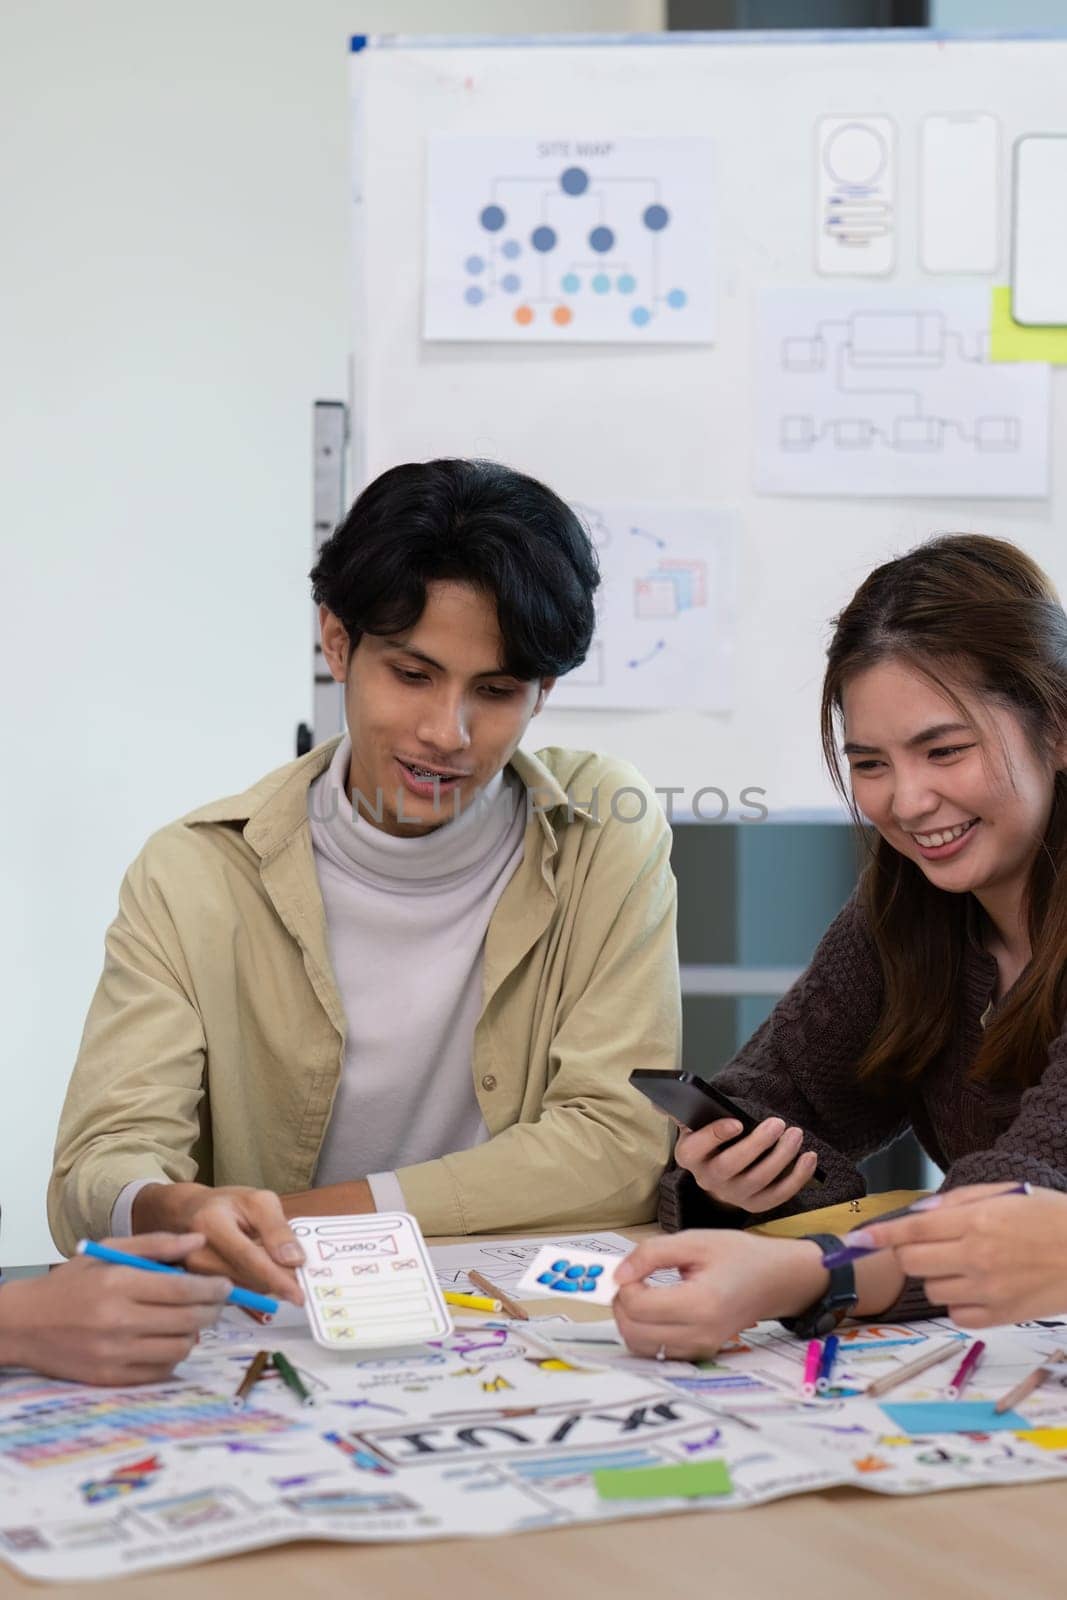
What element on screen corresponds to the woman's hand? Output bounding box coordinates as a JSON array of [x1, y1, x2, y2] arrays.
[[848, 1183, 1067, 1328], [133, 1183, 305, 1305], [675, 1116, 820, 1213], [612, 1230, 827, 1361], [0, 1233, 231, 1386]]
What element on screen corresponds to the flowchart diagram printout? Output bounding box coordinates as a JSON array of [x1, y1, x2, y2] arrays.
[[424, 135, 715, 344], [756, 288, 1050, 498]]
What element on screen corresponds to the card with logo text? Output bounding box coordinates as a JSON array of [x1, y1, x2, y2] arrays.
[[291, 1212, 453, 1349]]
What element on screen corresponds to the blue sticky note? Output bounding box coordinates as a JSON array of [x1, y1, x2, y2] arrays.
[[881, 1401, 1029, 1434]]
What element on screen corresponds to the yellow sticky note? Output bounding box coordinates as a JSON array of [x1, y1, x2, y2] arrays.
[[989, 286, 1067, 364], [1016, 1427, 1067, 1450]]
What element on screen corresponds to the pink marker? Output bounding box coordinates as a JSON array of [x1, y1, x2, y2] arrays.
[[947, 1339, 986, 1399], [802, 1339, 822, 1397]]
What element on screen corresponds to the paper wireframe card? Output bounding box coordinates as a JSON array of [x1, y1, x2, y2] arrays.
[[516, 1244, 621, 1306], [291, 1213, 452, 1349]]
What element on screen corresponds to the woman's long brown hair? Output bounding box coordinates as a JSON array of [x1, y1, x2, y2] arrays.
[[820, 534, 1067, 1091]]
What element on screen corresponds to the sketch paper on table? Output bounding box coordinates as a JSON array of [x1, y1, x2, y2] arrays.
[[424, 135, 715, 343], [815, 115, 895, 276], [430, 1232, 679, 1292], [550, 503, 735, 712], [3, 1309, 1067, 1582], [919, 113, 999, 275], [756, 287, 1050, 498]]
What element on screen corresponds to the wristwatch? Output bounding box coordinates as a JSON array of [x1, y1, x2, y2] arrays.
[[779, 1233, 858, 1340]]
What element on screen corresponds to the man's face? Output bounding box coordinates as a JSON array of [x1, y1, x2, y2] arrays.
[[320, 581, 553, 836]]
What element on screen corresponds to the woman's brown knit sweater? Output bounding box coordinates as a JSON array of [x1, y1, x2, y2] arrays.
[[659, 894, 1067, 1317]]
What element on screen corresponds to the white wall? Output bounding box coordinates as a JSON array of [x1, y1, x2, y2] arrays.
[[0, 0, 664, 1267]]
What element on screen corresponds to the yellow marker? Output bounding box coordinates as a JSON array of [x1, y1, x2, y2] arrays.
[[444, 1291, 501, 1313]]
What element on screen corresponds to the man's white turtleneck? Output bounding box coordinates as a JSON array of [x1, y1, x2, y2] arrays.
[[307, 735, 527, 1210]]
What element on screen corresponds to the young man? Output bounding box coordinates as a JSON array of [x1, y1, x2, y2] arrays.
[[49, 459, 679, 1305], [0, 1234, 229, 1385]]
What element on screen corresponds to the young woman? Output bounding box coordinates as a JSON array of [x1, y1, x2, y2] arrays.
[[616, 534, 1067, 1360]]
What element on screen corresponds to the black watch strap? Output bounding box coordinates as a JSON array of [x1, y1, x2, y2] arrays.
[[779, 1233, 858, 1340]]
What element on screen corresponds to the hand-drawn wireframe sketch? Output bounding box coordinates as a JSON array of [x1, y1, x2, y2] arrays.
[[815, 115, 895, 276], [549, 503, 735, 711], [757, 287, 1050, 497], [424, 136, 715, 343]]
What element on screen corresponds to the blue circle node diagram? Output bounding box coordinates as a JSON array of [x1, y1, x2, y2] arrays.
[[560, 166, 590, 196], [592, 273, 610, 294], [589, 225, 615, 253], [480, 204, 506, 232], [465, 286, 485, 306], [501, 239, 521, 259], [501, 273, 521, 293], [631, 306, 652, 327], [561, 272, 580, 293], [643, 204, 670, 231], [617, 273, 636, 293], [531, 225, 558, 253], [465, 255, 485, 275], [667, 288, 687, 309], [536, 1256, 606, 1294]]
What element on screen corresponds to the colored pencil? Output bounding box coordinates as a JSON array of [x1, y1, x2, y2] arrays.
[[802, 1339, 822, 1397], [76, 1239, 279, 1315], [232, 1350, 270, 1410], [947, 1339, 986, 1399], [468, 1269, 529, 1321], [865, 1341, 961, 1399], [994, 1350, 1067, 1415], [272, 1351, 314, 1407]]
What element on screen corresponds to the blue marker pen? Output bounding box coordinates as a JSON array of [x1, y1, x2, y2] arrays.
[[816, 1333, 839, 1394], [76, 1240, 280, 1316]]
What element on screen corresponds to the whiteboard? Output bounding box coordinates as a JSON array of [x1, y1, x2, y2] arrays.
[[349, 30, 1067, 818]]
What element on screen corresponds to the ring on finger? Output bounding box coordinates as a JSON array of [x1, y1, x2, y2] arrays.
[[655, 1343, 667, 1362]]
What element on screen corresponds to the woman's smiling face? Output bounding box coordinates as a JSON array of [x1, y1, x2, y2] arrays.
[[841, 658, 1059, 909]]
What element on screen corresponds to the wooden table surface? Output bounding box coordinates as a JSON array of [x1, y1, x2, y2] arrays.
[[2, 1199, 1056, 1599]]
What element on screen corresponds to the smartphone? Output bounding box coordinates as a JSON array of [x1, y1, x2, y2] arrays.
[[629, 1068, 825, 1185]]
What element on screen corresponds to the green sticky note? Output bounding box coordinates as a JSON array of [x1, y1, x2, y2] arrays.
[[593, 1460, 732, 1501], [989, 285, 1067, 363]]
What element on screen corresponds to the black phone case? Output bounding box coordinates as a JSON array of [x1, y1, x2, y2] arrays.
[[629, 1070, 826, 1185]]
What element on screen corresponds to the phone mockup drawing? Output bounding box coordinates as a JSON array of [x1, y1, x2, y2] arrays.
[[629, 1068, 826, 1185]]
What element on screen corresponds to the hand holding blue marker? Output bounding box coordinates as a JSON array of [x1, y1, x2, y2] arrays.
[[820, 1184, 1031, 1270], [76, 1240, 279, 1316]]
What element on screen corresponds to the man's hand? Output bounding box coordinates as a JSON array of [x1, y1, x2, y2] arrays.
[[612, 1230, 828, 1361], [848, 1183, 1067, 1329], [133, 1184, 305, 1305], [0, 1233, 230, 1386], [675, 1116, 820, 1213]]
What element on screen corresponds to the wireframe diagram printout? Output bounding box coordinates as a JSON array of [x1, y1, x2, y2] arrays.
[[756, 288, 1050, 498]]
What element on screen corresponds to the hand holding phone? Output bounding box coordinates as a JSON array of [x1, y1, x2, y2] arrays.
[[629, 1069, 824, 1213]]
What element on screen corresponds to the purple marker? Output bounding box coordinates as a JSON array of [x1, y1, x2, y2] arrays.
[[820, 1183, 1031, 1270]]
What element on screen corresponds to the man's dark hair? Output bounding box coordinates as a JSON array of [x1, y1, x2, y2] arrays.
[[309, 459, 599, 679]]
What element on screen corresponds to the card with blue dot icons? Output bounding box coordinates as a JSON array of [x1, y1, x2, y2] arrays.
[[516, 1244, 621, 1307]]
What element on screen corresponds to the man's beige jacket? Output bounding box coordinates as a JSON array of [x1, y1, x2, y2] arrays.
[[49, 740, 679, 1253]]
